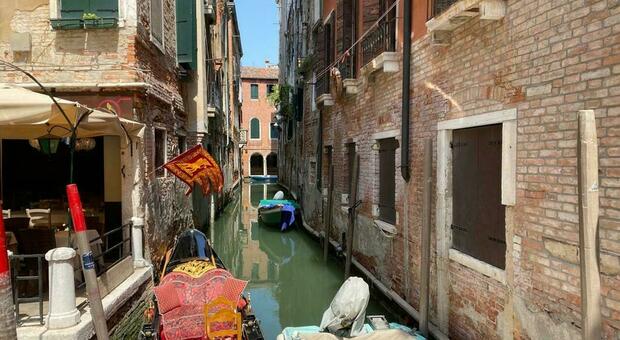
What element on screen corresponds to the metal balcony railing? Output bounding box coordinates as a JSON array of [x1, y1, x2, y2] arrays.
[[428, 0, 460, 19], [361, 5, 396, 66], [337, 53, 356, 80], [316, 71, 330, 97]]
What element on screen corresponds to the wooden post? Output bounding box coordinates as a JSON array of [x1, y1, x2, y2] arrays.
[[577, 110, 602, 340], [344, 155, 360, 279], [67, 184, 109, 340], [324, 164, 334, 262], [419, 139, 432, 337], [0, 203, 16, 339]]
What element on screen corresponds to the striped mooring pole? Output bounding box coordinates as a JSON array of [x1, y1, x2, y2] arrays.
[[67, 184, 109, 340], [0, 203, 17, 339]]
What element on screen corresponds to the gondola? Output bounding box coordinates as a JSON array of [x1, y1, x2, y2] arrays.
[[258, 199, 301, 231], [140, 229, 264, 340]]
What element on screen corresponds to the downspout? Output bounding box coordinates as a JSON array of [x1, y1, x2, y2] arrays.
[[400, 0, 411, 182]]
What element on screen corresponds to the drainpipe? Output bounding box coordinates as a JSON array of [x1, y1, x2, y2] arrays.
[[400, 0, 411, 182]]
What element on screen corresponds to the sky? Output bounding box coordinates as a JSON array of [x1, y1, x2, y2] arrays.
[[236, 0, 280, 67]]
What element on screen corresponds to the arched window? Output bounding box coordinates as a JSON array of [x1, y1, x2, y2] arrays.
[[250, 118, 260, 139]]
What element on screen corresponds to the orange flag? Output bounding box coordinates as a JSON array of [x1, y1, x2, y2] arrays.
[[164, 145, 224, 196]]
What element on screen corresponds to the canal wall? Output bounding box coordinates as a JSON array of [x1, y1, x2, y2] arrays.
[[279, 0, 620, 339]]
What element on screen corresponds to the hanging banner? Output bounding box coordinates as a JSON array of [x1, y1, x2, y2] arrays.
[[164, 144, 224, 196]]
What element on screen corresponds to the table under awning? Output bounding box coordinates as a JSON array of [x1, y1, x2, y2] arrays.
[[0, 84, 144, 140]]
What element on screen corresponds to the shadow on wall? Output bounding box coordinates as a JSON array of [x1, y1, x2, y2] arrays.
[[54, 29, 120, 52]]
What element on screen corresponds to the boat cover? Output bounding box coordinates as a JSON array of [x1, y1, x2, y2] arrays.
[[279, 324, 423, 340], [320, 277, 370, 337]]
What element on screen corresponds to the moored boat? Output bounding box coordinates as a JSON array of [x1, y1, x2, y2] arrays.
[[276, 277, 424, 340], [258, 199, 301, 231], [140, 229, 264, 340]]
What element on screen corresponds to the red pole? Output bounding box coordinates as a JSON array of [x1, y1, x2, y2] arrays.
[[0, 203, 17, 339], [67, 184, 109, 339]]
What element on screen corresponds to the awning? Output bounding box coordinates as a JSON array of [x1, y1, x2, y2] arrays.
[[0, 84, 144, 139]]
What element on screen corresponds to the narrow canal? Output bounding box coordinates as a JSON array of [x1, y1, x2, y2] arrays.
[[207, 182, 399, 340]]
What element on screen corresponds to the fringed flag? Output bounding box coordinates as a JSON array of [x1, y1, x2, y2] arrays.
[[163, 144, 224, 196]]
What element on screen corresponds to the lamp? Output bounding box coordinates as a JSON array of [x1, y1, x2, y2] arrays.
[[74, 138, 96, 151], [37, 134, 60, 155]]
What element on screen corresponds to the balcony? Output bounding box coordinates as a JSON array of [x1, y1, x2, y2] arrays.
[[360, 7, 399, 74], [426, 0, 506, 45], [315, 72, 334, 107], [207, 85, 223, 117], [337, 58, 361, 95]]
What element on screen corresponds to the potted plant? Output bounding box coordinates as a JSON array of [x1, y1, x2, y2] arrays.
[[82, 12, 99, 28]]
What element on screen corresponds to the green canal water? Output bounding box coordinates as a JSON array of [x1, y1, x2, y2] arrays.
[[207, 182, 399, 340]]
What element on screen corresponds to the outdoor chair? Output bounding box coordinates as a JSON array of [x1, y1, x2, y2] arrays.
[[2, 209, 10, 219], [26, 208, 51, 228], [205, 308, 242, 340]]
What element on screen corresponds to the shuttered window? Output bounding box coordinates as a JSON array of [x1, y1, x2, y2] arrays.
[[60, 0, 118, 19], [378, 138, 398, 224], [250, 84, 259, 99], [176, 0, 197, 68], [151, 0, 164, 49], [451, 124, 506, 269], [250, 118, 260, 139]]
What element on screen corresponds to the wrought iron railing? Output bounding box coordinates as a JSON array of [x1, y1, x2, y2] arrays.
[[316, 71, 330, 97], [75, 223, 132, 290], [337, 53, 356, 80], [10, 254, 45, 325], [428, 0, 460, 19], [361, 6, 396, 66]]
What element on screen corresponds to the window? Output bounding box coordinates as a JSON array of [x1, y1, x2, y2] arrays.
[[250, 118, 260, 139], [59, 0, 119, 19], [267, 84, 275, 96], [451, 124, 505, 269], [177, 135, 187, 154], [346, 143, 356, 195], [378, 138, 398, 224], [150, 0, 164, 49], [250, 84, 259, 99], [270, 123, 279, 139], [155, 128, 167, 177]]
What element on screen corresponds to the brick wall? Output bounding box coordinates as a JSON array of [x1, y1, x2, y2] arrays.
[[241, 75, 279, 177], [284, 0, 620, 338]]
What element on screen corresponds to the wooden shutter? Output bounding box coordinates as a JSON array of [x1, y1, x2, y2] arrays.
[[60, 0, 87, 19], [251, 84, 259, 99], [379, 138, 398, 224], [250, 119, 260, 139], [347, 143, 356, 195], [151, 0, 164, 46], [91, 0, 119, 18], [451, 124, 506, 269], [176, 0, 197, 68]]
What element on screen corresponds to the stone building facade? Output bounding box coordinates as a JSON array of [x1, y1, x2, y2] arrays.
[[0, 0, 242, 262], [278, 0, 620, 338], [240, 66, 279, 178]]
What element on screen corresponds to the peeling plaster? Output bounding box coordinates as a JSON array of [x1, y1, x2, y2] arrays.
[[513, 296, 580, 339]]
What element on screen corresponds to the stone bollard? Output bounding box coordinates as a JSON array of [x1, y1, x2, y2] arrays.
[[45, 247, 80, 329], [131, 217, 147, 268]]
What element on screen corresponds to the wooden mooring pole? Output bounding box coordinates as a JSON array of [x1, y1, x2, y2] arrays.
[[0, 203, 16, 339], [577, 110, 602, 340], [67, 184, 109, 340], [324, 164, 335, 262], [344, 155, 360, 279], [419, 139, 432, 337]]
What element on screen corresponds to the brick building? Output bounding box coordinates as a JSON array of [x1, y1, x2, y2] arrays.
[[240, 66, 279, 178], [0, 0, 241, 336], [278, 0, 620, 338]]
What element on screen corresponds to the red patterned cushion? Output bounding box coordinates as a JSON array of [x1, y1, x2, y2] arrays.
[[154, 284, 182, 314]]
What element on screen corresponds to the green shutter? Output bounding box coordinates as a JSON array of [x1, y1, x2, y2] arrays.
[[60, 0, 87, 19], [176, 0, 197, 69], [91, 0, 119, 18], [250, 119, 260, 139], [251, 84, 259, 99]]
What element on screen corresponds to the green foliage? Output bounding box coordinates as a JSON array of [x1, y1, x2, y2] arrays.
[[297, 56, 314, 78], [82, 12, 99, 20], [268, 84, 293, 117]]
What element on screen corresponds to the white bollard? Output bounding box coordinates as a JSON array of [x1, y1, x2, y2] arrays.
[[131, 217, 147, 268], [45, 247, 80, 329]]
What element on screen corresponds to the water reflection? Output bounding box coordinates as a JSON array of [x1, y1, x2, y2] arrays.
[[208, 182, 395, 340]]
